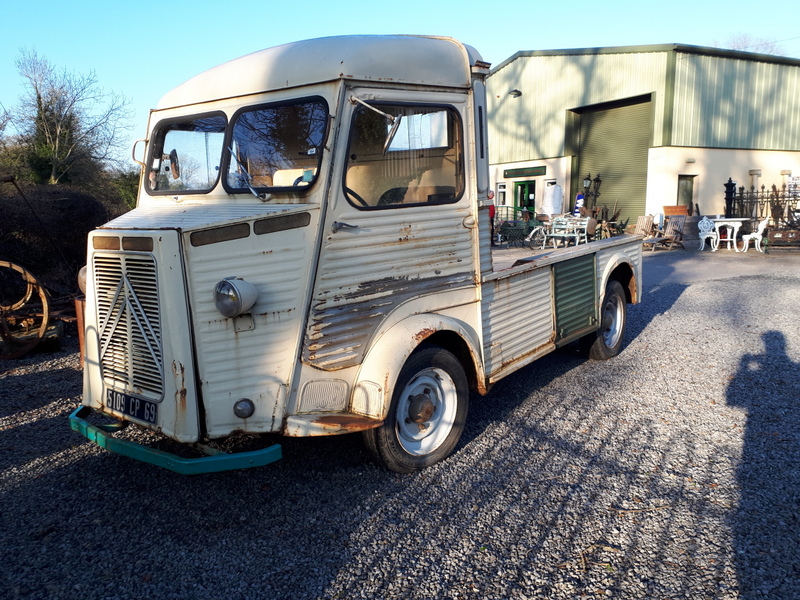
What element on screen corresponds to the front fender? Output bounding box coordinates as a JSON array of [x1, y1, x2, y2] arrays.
[[352, 314, 483, 420]]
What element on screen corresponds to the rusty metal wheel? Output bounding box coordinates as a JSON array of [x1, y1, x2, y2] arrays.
[[363, 347, 468, 473], [0, 261, 50, 360]]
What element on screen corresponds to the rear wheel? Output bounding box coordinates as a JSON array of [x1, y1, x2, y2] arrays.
[[363, 347, 468, 473], [580, 279, 627, 360]]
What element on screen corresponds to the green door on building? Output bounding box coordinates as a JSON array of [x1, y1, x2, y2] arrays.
[[514, 180, 536, 217]]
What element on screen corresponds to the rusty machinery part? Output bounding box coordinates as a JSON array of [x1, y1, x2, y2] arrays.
[[0, 261, 51, 360]]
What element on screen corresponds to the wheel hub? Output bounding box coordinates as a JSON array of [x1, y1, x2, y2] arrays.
[[407, 390, 435, 426]]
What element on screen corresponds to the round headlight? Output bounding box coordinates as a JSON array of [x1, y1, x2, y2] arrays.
[[77, 265, 87, 295], [214, 277, 259, 318]]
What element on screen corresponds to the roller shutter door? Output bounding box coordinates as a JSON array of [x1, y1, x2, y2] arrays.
[[579, 99, 652, 222]]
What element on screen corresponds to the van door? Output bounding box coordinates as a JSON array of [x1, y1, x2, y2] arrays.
[[302, 92, 478, 372]]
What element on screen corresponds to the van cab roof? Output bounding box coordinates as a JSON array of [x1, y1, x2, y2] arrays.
[[157, 35, 485, 110]]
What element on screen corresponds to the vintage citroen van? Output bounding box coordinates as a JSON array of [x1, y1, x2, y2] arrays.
[[70, 35, 642, 474]]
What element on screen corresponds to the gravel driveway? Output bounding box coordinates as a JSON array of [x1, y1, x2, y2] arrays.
[[1, 247, 798, 600]]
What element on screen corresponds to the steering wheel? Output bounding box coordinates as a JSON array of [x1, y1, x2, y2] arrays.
[[345, 187, 369, 207]]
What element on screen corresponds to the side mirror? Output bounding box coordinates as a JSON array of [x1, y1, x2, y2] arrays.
[[168, 149, 181, 179]]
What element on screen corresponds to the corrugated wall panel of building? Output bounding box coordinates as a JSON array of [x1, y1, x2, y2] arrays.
[[487, 52, 669, 165], [672, 53, 800, 150]]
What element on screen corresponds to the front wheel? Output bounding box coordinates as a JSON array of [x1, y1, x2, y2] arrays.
[[580, 279, 627, 360], [363, 347, 468, 473]]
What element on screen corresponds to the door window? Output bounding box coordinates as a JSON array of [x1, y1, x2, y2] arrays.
[[344, 103, 463, 209]]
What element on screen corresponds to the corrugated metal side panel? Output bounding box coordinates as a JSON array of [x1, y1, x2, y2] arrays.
[[185, 215, 317, 436], [481, 267, 553, 376], [479, 207, 494, 276], [487, 52, 669, 164], [672, 53, 800, 149], [305, 206, 476, 370], [553, 254, 596, 340]]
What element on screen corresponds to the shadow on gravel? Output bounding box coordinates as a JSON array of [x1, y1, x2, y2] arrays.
[[461, 347, 584, 448], [626, 282, 688, 344], [0, 366, 82, 417], [727, 330, 800, 599], [462, 276, 688, 459], [0, 423, 400, 599]]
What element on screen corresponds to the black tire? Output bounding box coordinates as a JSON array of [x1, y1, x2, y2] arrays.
[[580, 279, 627, 360], [363, 347, 468, 473]]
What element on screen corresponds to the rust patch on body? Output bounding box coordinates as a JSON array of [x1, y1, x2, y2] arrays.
[[311, 415, 383, 433], [172, 361, 187, 412], [414, 327, 437, 344]]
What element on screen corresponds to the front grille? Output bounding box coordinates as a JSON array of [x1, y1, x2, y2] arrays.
[[94, 253, 164, 400]]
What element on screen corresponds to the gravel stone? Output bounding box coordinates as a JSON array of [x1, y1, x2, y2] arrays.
[[1, 247, 799, 599]]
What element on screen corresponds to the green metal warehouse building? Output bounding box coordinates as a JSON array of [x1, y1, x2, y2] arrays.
[[486, 44, 800, 222]]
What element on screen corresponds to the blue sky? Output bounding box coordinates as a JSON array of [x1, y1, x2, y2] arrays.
[[3, 0, 800, 166]]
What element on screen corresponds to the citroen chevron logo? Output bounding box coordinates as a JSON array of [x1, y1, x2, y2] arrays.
[[98, 268, 162, 386]]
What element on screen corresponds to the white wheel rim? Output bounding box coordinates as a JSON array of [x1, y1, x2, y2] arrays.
[[602, 292, 623, 348], [395, 367, 457, 456]]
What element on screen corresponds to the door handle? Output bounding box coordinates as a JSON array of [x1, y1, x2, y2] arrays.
[[331, 221, 358, 233]]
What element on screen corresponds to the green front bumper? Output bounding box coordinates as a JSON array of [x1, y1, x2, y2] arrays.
[[69, 406, 282, 475]]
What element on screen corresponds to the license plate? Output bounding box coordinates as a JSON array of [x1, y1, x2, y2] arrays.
[[105, 389, 158, 425]]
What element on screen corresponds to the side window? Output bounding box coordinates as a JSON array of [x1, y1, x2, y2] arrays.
[[147, 113, 226, 194], [344, 104, 463, 209], [225, 98, 328, 192]]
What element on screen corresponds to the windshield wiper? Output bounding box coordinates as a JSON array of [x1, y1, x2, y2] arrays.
[[349, 96, 402, 154], [227, 146, 268, 201]]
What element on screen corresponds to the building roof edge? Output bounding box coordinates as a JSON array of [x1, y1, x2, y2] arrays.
[[490, 43, 800, 75]]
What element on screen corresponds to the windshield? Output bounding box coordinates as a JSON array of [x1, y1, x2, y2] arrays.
[[147, 113, 226, 193], [225, 98, 328, 192]]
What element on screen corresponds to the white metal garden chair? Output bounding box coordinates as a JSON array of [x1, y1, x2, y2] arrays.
[[741, 217, 769, 252], [697, 216, 718, 251]]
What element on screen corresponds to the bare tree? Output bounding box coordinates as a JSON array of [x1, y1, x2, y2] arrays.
[[716, 33, 785, 56], [0, 103, 10, 135], [12, 49, 132, 184]]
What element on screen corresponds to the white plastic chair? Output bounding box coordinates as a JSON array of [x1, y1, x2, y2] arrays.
[[697, 216, 718, 251], [741, 217, 769, 252]]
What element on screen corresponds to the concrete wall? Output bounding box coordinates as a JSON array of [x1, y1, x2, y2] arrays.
[[489, 157, 573, 214], [489, 147, 800, 219], [646, 147, 800, 216]]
